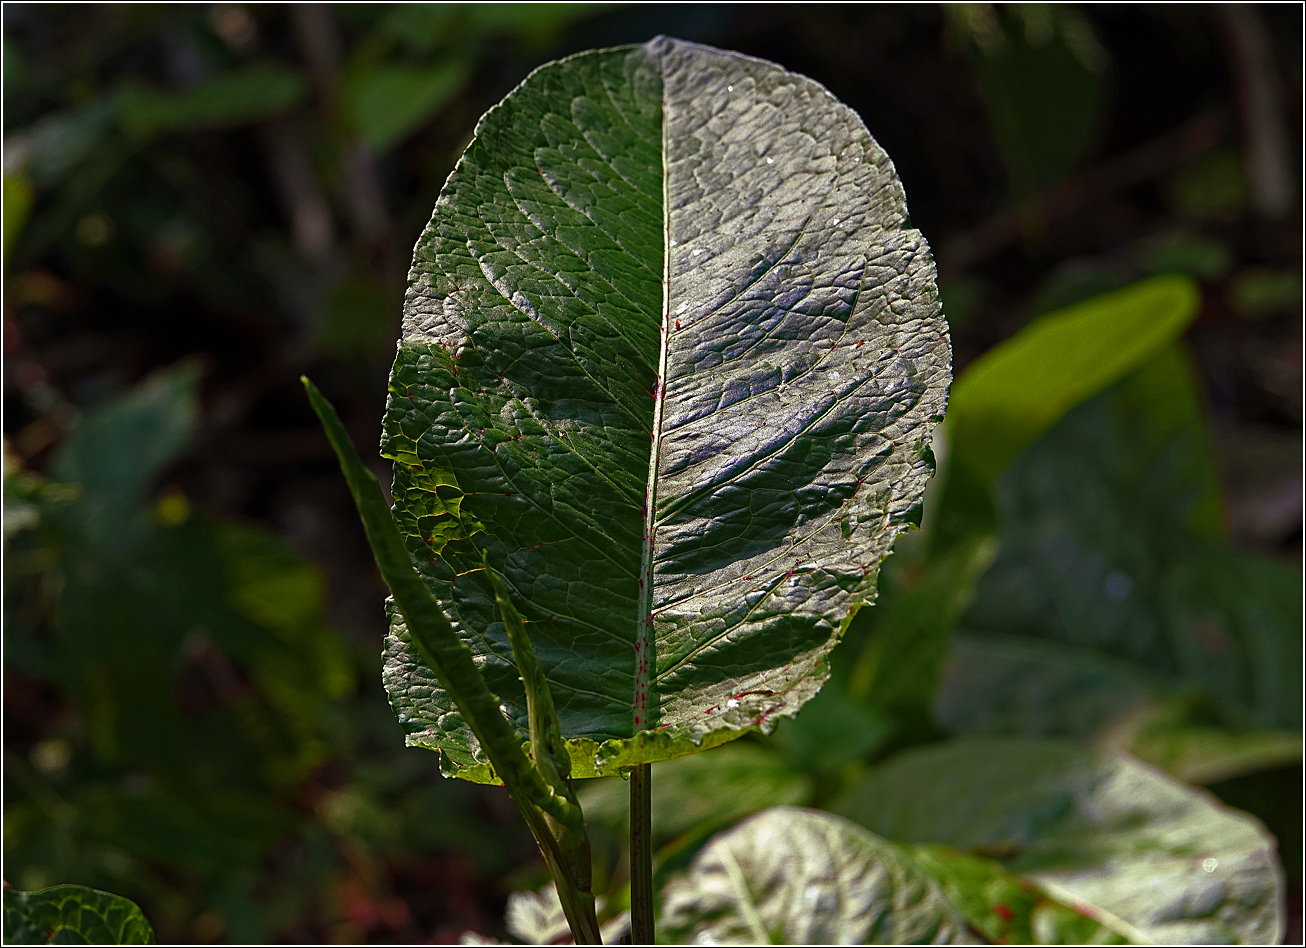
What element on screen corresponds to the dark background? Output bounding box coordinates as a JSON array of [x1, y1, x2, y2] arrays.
[[4, 4, 1301, 943]]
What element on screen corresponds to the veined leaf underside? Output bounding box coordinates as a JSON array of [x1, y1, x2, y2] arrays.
[[381, 37, 949, 781]]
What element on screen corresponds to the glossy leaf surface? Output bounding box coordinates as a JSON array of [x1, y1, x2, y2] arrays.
[[382, 37, 948, 780], [659, 807, 975, 945], [3, 885, 155, 945], [835, 738, 1284, 944]]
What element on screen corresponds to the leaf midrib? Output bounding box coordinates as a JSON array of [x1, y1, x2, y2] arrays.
[[632, 45, 671, 734]]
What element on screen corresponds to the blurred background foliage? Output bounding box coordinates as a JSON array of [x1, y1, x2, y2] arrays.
[[2, 3, 1300, 943]]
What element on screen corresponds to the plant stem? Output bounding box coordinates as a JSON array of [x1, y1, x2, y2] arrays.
[[630, 763, 654, 944]]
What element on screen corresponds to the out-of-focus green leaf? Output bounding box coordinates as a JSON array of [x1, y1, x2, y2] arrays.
[[659, 807, 976, 945], [383, 38, 948, 781], [835, 738, 1285, 944], [907, 845, 1127, 944], [373, 3, 602, 55], [1144, 231, 1233, 280], [1167, 147, 1248, 220], [848, 281, 1201, 747], [951, 4, 1106, 194], [4, 173, 35, 268], [1127, 720, 1302, 786], [577, 741, 811, 845], [934, 632, 1155, 740], [770, 676, 892, 775], [1115, 343, 1225, 536], [51, 362, 199, 528], [5, 100, 116, 189], [1228, 267, 1302, 319], [370, 4, 461, 54], [463, 3, 604, 46], [6, 365, 360, 940], [947, 344, 1299, 736], [846, 532, 997, 718], [343, 61, 468, 153], [218, 522, 325, 634], [947, 275, 1200, 484], [3, 884, 155, 945], [318, 275, 401, 361], [216, 521, 357, 701], [116, 62, 307, 139]]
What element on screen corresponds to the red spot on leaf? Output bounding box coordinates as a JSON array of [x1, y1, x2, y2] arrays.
[[993, 904, 1014, 923]]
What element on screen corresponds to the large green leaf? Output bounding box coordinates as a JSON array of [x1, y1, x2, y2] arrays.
[[3, 884, 155, 945], [658, 807, 976, 945], [381, 37, 949, 780], [835, 738, 1285, 944]]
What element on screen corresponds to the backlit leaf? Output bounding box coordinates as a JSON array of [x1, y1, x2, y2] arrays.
[[946, 275, 1199, 484], [835, 738, 1285, 944], [381, 37, 949, 780], [659, 807, 975, 945]]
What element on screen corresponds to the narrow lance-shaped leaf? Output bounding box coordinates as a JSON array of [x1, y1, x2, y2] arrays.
[[383, 36, 949, 781], [304, 377, 601, 941]]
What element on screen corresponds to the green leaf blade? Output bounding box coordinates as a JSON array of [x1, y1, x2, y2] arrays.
[[384, 37, 949, 779], [834, 738, 1285, 944], [906, 845, 1129, 944], [658, 807, 977, 945], [3, 885, 155, 946], [948, 275, 1200, 484]]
